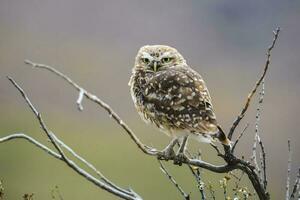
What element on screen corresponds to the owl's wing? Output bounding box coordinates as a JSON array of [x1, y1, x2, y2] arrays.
[[144, 66, 218, 134]]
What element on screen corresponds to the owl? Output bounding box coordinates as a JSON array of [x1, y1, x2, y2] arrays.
[[129, 45, 230, 154]]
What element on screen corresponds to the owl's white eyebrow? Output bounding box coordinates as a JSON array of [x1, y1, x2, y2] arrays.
[[141, 52, 153, 60]]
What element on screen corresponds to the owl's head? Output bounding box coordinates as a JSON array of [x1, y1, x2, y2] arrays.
[[134, 45, 186, 72]]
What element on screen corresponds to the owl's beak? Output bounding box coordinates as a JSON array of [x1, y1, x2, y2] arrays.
[[151, 61, 161, 72], [153, 61, 157, 72]]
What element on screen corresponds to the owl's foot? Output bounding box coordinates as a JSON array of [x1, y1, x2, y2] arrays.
[[157, 148, 176, 160], [173, 152, 188, 166], [173, 135, 189, 165]]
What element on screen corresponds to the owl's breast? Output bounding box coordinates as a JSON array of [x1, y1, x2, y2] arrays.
[[129, 68, 218, 136], [130, 71, 167, 126]]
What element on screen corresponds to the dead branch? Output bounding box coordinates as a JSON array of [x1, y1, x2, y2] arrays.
[[255, 79, 267, 189], [185, 150, 206, 200], [286, 140, 292, 200], [251, 129, 261, 177], [258, 134, 267, 189], [158, 160, 190, 200], [0, 133, 61, 159], [232, 123, 249, 153], [290, 168, 300, 199], [228, 27, 280, 140], [2, 77, 142, 200]]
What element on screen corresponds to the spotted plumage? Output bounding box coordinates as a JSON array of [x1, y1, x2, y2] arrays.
[[129, 45, 230, 145]]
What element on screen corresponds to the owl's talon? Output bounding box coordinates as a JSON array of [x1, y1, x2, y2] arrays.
[[173, 152, 187, 166], [157, 148, 176, 160]]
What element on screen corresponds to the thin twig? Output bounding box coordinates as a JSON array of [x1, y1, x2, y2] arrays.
[[184, 148, 206, 199], [232, 123, 249, 153], [158, 160, 190, 200], [189, 166, 206, 200], [290, 168, 300, 199], [76, 88, 85, 111], [286, 140, 292, 200], [251, 133, 261, 176], [254, 79, 268, 189], [257, 135, 267, 189], [228, 27, 280, 140], [0, 133, 61, 159]]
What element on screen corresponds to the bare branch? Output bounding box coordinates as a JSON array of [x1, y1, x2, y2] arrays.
[[232, 123, 249, 153], [24, 59, 156, 156], [187, 165, 206, 200], [0, 132, 133, 197], [228, 27, 280, 140], [180, 146, 206, 199], [290, 168, 300, 199], [251, 133, 261, 176], [0, 133, 61, 159], [6, 77, 142, 200], [7, 76, 67, 160], [210, 143, 224, 158], [186, 151, 206, 200], [52, 133, 134, 196], [255, 78, 268, 189], [257, 134, 267, 189], [158, 160, 190, 200], [286, 140, 292, 200], [76, 88, 85, 111]]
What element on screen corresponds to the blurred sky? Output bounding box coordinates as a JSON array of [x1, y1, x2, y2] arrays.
[[0, 0, 300, 199]]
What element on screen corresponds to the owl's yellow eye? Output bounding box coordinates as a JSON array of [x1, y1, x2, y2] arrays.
[[161, 57, 173, 64], [141, 58, 150, 64]]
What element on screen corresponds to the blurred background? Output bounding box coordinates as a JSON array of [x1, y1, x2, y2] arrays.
[[0, 0, 299, 199]]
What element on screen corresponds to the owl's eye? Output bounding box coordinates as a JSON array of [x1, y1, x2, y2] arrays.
[[141, 58, 150, 64], [161, 57, 173, 64]]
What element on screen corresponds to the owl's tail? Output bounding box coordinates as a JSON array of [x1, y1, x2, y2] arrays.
[[214, 126, 231, 146]]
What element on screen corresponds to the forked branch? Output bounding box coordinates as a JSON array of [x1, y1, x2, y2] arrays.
[[2, 77, 142, 200], [228, 27, 280, 140]]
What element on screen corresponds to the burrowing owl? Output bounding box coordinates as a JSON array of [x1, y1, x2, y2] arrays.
[[129, 45, 230, 152]]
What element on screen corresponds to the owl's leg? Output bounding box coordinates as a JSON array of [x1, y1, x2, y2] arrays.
[[157, 137, 178, 160], [177, 135, 189, 154], [174, 135, 189, 165]]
